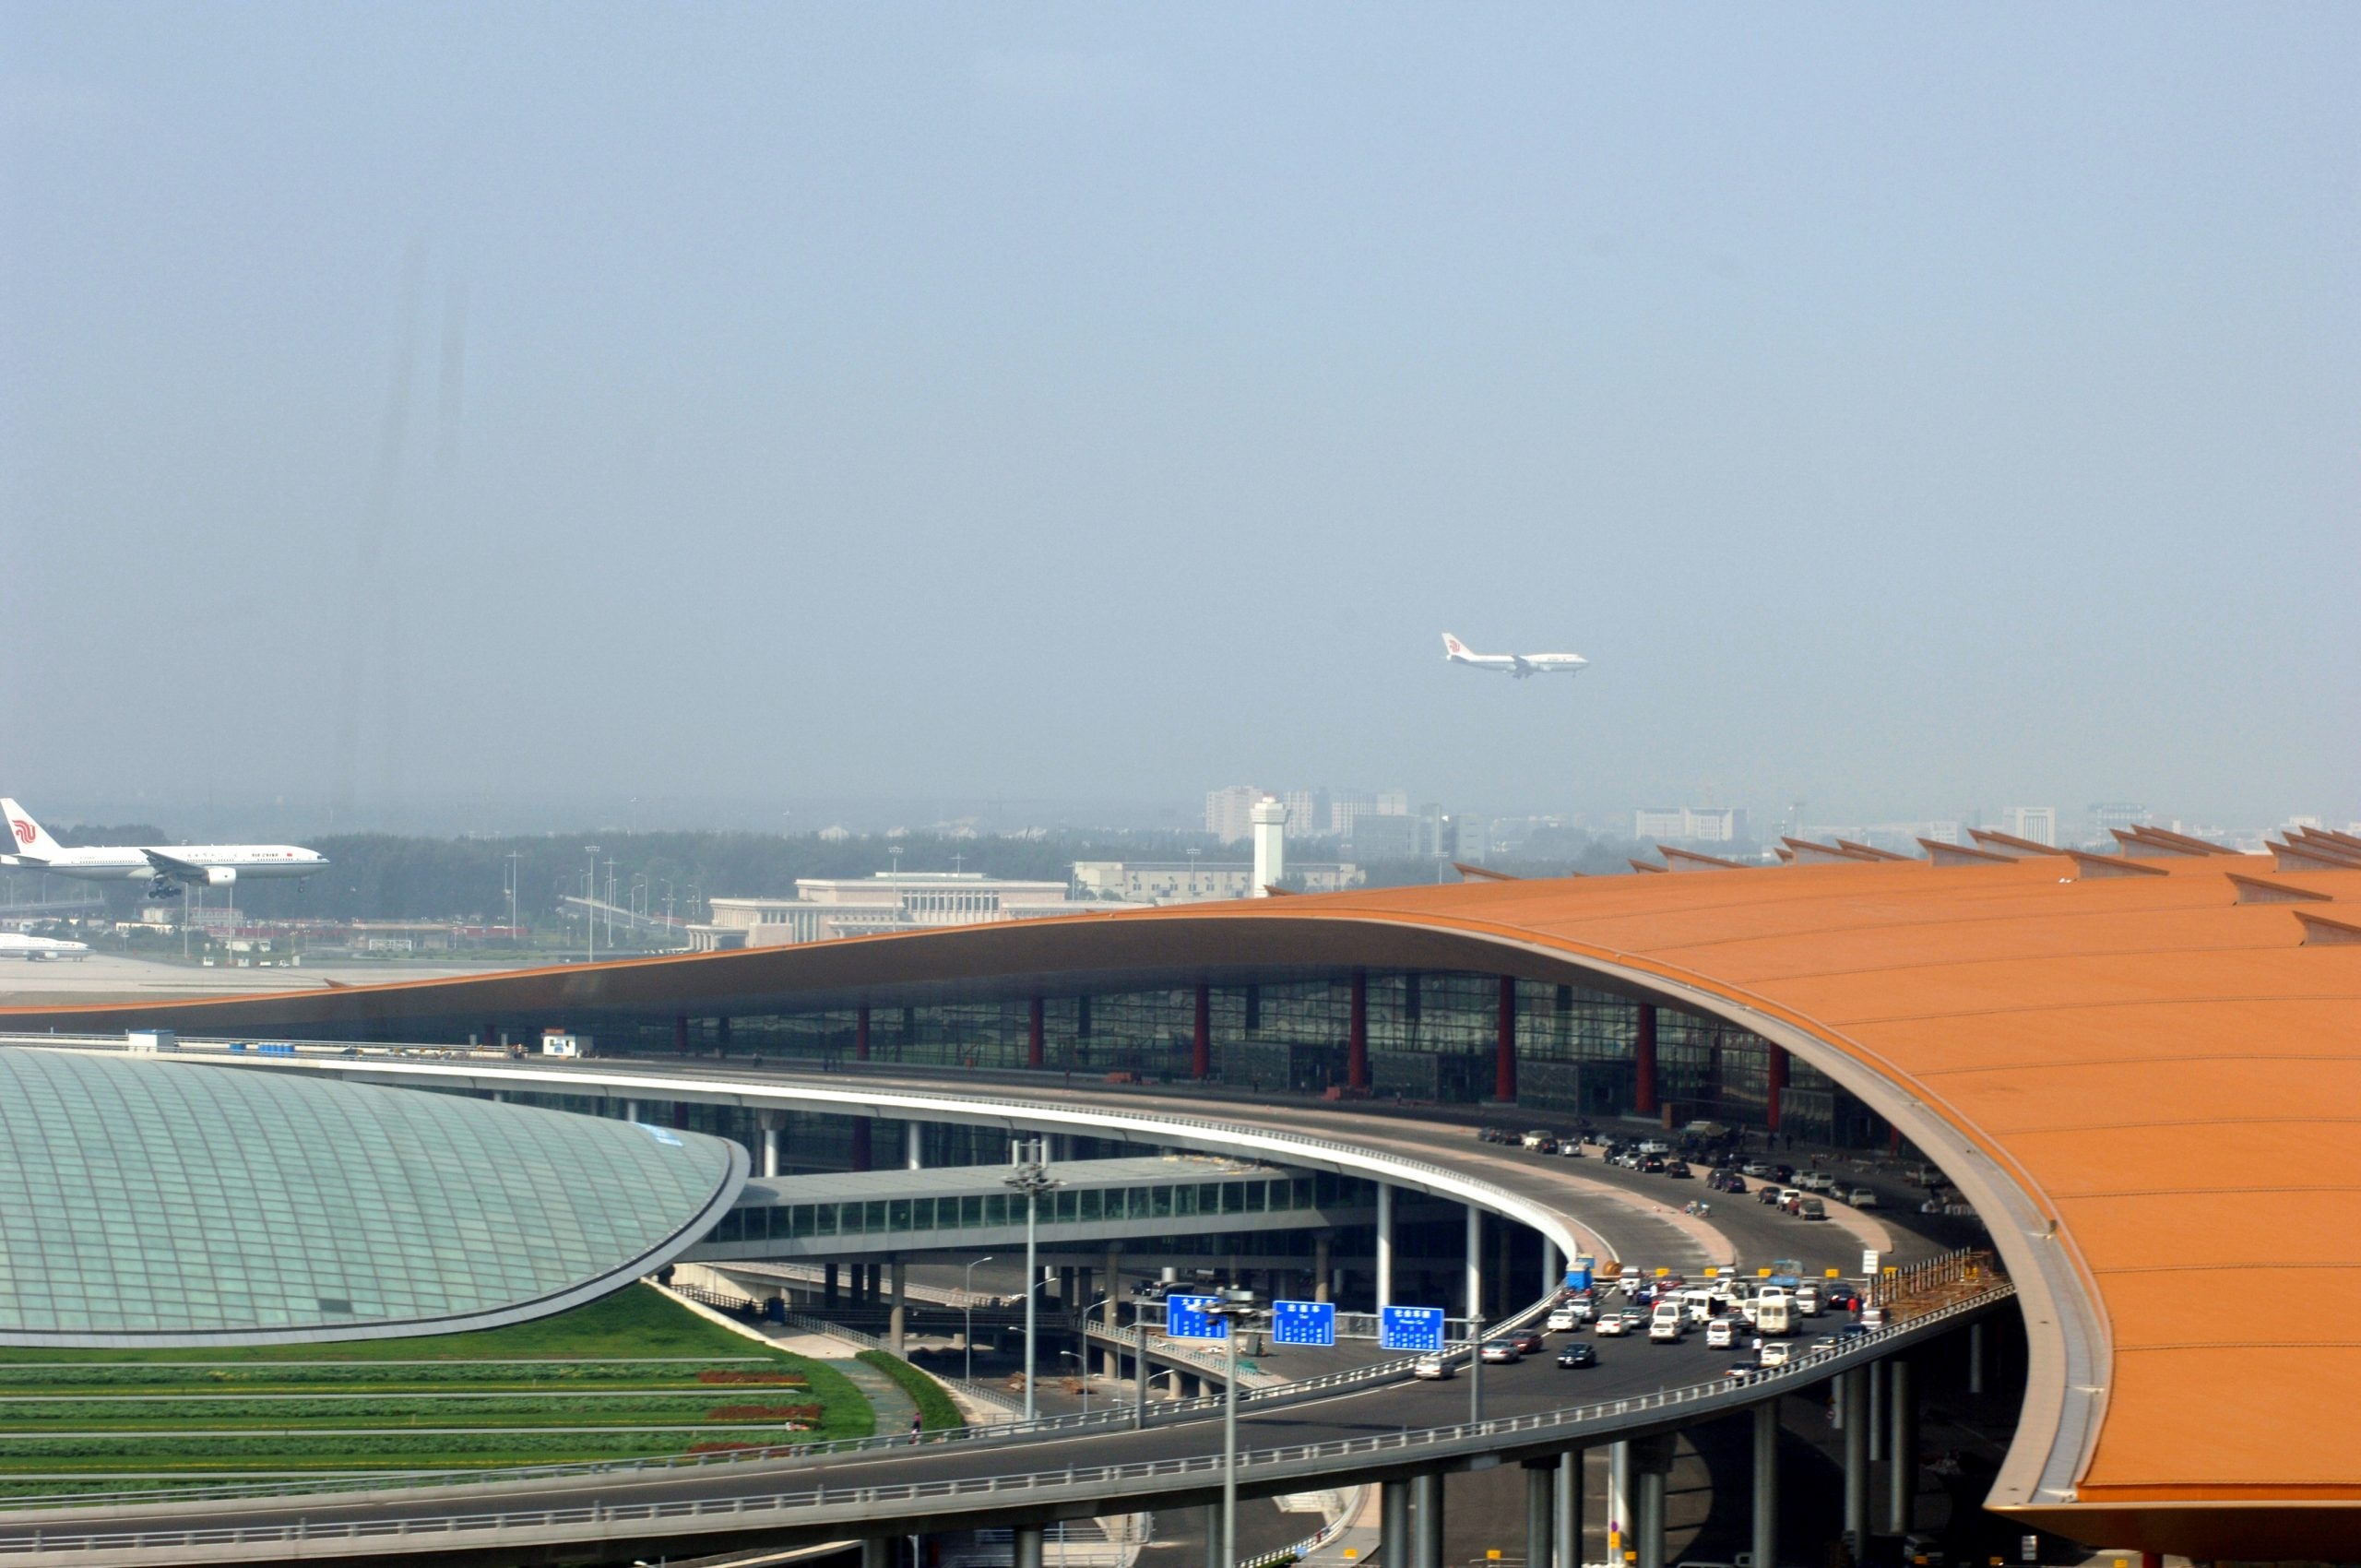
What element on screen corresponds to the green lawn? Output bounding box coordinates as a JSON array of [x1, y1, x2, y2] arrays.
[[0, 1286, 873, 1496]]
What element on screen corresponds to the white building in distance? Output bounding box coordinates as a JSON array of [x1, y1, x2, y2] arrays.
[[690, 872, 1086, 951], [1633, 806, 1750, 844], [1071, 861, 1363, 904], [2004, 806, 2058, 847], [1204, 786, 1262, 845]]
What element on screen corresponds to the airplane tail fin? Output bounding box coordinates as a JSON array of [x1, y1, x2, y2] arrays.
[[1441, 633, 1467, 659], [0, 801, 63, 860]]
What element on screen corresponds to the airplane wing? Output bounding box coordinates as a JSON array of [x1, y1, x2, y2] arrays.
[[141, 849, 208, 880], [1511, 654, 1535, 676]]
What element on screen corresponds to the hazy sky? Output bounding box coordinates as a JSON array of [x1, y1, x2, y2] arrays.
[[6, 5, 2355, 834]]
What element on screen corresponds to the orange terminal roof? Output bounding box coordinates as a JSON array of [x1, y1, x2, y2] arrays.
[[6, 849, 2356, 1553]]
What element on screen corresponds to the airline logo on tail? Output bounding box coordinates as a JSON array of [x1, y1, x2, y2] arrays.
[[1, 802, 60, 860], [9, 819, 30, 848]]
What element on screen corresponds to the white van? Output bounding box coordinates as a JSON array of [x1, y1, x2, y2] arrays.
[[1793, 1283, 1822, 1317], [1647, 1301, 1686, 1342], [1679, 1289, 1718, 1324], [1754, 1289, 1792, 1336]]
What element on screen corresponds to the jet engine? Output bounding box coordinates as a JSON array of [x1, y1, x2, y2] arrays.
[[205, 866, 238, 885]]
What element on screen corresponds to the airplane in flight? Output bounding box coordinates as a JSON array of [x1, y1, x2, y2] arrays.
[[0, 932, 90, 961], [0, 799, 328, 900], [1440, 633, 1588, 679]]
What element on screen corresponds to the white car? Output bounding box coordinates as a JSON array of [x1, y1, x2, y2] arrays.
[[1759, 1341, 1794, 1368], [1647, 1316, 1684, 1343], [1412, 1353, 1454, 1380], [1797, 1171, 1838, 1194], [1596, 1314, 1632, 1337], [1706, 1317, 1739, 1348], [1846, 1187, 1879, 1208], [1547, 1307, 1581, 1332]]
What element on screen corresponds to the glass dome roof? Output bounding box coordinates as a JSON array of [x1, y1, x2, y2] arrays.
[[0, 1049, 745, 1345]]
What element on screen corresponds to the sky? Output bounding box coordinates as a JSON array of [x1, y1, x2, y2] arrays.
[[4, 5, 2355, 837]]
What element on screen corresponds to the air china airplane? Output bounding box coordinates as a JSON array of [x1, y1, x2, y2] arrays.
[[1, 799, 327, 900], [0, 932, 90, 961], [1440, 633, 1588, 679]]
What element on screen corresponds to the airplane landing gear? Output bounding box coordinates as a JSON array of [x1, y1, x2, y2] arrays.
[[146, 879, 182, 900]]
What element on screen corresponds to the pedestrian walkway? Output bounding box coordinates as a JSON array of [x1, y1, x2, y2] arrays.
[[832, 1353, 920, 1438]]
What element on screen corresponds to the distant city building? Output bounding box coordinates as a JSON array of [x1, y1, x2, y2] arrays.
[[1204, 786, 1261, 845], [1282, 789, 1329, 839], [1376, 790, 1411, 817], [2087, 802, 2151, 843], [2004, 806, 2058, 847], [1800, 821, 1962, 854], [1444, 813, 1488, 861], [1633, 806, 1750, 844], [1347, 813, 1421, 859], [1072, 861, 1363, 904], [691, 873, 1086, 951]]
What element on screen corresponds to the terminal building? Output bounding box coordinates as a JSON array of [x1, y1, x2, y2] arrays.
[[689, 871, 1088, 951], [5, 821, 2359, 1556]]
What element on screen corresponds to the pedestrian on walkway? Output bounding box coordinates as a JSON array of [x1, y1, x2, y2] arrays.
[[910, 1413, 924, 1445]]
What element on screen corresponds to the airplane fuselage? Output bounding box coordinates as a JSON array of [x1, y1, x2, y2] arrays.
[[0, 933, 90, 960], [5, 846, 327, 883], [1441, 633, 1587, 679]]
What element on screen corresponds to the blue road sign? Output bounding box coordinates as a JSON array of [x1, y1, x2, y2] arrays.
[[1379, 1304, 1446, 1353], [1270, 1300, 1336, 1348], [1165, 1293, 1227, 1340]]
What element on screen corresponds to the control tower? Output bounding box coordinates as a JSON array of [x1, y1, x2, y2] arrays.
[[1251, 796, 1287, 897]]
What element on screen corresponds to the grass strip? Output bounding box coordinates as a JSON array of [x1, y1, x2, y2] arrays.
[[854, 1351, 963, 1431]]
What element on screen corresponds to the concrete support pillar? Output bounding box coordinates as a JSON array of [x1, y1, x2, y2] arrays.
[[1013, 1525, 1044, 1568], [1553, 1448, 1582, 1568], [1968, 1318, 1987, 1395], [759, 1112, 783, 1179], [1410, 1471, 1443, 1568], [1204, 1506, 1220, 1568], [1313, 1233, 1333, 1303], [1495, 974, 1518, 1102], [1750, 1399, 1780, 1568], [1541, 1238, 1560, 1298], [851, 1117, 873, 1172], [906, 1121, 923, 1171], [856, 1004, 872, 1061], [1347, 968, 1370, 1093], [1888, 1356, 1916, 1535], [672, 1015, 689, 1055], [1027, 996, 1045, 1069], [1382, 1479, 1411, 1568], [1842, 1365, 1871, 1550], [863, 1538, 892, 1568], [1105, 1245, 1123, 1326], [1633, 1004, 1660, 1118], [622, 1099, 640, 1124], [825, 1263, 840, 1307], [1608, 1440, 1632, 1560], [1634, 1466, 1667, 1568], [1465, 1205, 1484, 1323], [1192, 983, 1212, 1079], [1765, 1043, 1790, 1133], [889, 1258, 908, 1358], [1376, 1183, 1395, 1311], [1869, 1352, 1886, 1461], [1524, 1458, 1555, 1568]]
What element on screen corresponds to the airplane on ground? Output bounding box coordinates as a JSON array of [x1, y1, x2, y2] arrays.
[[0, 799, 328, 900], [0, 932, 90, 961], [1440, 633, 1588, 679]]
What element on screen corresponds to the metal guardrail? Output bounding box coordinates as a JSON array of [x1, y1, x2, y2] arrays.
[[0, 1286, 2013, 1556]]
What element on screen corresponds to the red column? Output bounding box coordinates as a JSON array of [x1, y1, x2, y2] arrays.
[[1888, 1121, 1904, 1155], [855, 1005, 871, 1061], [1765, 1044, 1789, 1132], [1634, 1004, 1660, 1117], [1347, 968, 1370, 1093], [1192, 984, 1212, 1080], [672, 1014, 689, 1055], [1494, 975, 1517, 1102], [484, 1021, 501, 1053], [1027, 997, 1045, 1069], [850, 1118, 872, 1171]]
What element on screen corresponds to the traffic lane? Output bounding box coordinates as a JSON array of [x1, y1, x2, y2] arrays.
[[0, 1324, 1794, 1542]]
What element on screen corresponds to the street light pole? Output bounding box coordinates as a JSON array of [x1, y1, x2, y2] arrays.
[[584, 847, 599, 965], [1003, 1157, 1061, 1421], [1206, 1285, 1258, 1568], [963, 1256, 995, 1385]]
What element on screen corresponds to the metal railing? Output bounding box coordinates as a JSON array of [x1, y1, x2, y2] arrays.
[[0, 1286, 2013, 1556]]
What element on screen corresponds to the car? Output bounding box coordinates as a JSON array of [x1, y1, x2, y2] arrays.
[[1595, 1313, 1631, 1336], [1635, 1139, 1671, 1156], [1796, 1171, 1838, 1194], [1740, 1160, 1772, 1177], [1478, 1339, 1522, 1364], [1797, 1197, 1828, 1221], [1555, 1344, 1597, 1369], [1754, 1181, 1783, 1204], [1846, 1187, 1879, 1207], [1777, 1187, 1804, 1211], [1705, 1317, 1740, 1348], [1759, 1340, 1795, 1367], [1509, 1329, 1547, 1355], [1663, 1159, 1692, 1179], [1546, 1307, 1582, 1333], [1412, 1353, 1455, 1380], [1768, 1163, 1795, 1182], [1723, 1356, 1763, 1382], [1836, 1323, 1872, 1342], [1640, 1156, 1667, 1174], [1557, 1142, 1585, 1158]]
